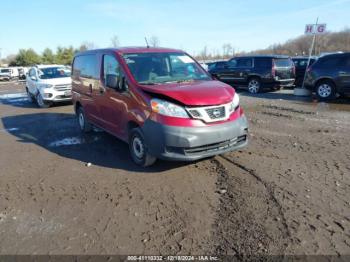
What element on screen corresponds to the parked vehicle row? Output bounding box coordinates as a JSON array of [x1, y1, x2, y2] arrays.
[[209, 55, 295, 93], [205, 52, 350, 100], [20, 48, 350, 166], [0, 67, 28, 81]]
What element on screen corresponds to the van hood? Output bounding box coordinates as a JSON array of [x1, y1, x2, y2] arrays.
[[39, 77, 71, 86], [139, 80, 234, 106]]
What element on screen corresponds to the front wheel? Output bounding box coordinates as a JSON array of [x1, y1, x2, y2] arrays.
[[247, 78, 261, 94], [316, 80, 336, 101], [77, 107, 92, 132], [36, 93, 50, 108], [26, 87, 36, 103], [129, 128, 156, 167]]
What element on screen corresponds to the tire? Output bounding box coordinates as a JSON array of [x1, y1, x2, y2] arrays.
[[26, 87, 36, 103], [36, 93, 50, 108], [129, 128, 156, 167], [247, 77, 261, 94], [77, 107, 92, 133], [316, 80, 336, 101]]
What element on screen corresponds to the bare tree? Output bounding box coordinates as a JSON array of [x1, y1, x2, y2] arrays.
[[149, 36, 160, 47], [222, 43, 233, 58], [110, 35, 120, 48], [200, 46, 209, 61], [78, 41, 96, 52]]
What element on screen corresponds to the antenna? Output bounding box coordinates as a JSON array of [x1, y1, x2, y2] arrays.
[[144, 37, 150, 48]]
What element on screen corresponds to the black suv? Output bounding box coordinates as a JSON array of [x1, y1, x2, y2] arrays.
[[292, 57, 316, 87], [304, 53, 350, 100], [209, 55, 295, 93]]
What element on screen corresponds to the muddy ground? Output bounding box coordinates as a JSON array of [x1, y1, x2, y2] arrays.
[[0, 81, 349, 258]]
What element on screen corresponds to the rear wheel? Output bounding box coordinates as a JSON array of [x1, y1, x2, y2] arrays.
[[129, 128, 156, 167], [247, 78, 261, 94], [316, 80, 336, 101], [36, 93, 50, 108], [77, 107, 92, 132]]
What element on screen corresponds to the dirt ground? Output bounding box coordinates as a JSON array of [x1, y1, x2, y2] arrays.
[[0, 81, 349, 258]]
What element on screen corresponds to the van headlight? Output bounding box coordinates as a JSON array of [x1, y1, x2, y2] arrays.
[[38, 84, 54, 89], [229, 93, 240, 113], [151, 98, 189, 118]]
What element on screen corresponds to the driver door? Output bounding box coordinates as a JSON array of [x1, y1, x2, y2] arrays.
[[96, 53, 130, 139]]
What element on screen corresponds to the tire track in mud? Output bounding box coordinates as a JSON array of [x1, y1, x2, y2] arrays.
[[209, 156, 291, 259], [219, 155, 292, 239]]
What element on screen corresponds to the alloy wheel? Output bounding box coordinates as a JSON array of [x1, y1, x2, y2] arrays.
[[317, 84, 332, 98], [248, 80, 260, 94]]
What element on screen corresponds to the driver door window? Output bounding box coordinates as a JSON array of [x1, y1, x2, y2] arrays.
[[103, 54, 120, 87]]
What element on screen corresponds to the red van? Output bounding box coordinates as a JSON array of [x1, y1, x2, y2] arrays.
[[72, 47, 248, 166]]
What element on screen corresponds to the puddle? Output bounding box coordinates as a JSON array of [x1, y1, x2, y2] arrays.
[[48, 137, 83, 147], [48, 136, 100, 147], [0, 93, 27, 99], [0, 93, 29, 104]]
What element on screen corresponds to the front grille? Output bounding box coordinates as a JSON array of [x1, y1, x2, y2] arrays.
[[188, 109, 202, 118], [184, 135, 247, 155], [54, 85, 71, 91], [205, 106, 225, 119]]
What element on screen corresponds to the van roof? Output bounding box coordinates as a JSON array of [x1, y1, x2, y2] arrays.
[[76, 46, 184, 56]]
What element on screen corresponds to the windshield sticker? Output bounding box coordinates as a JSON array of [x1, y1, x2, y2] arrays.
[[178, 56, 194, 64]]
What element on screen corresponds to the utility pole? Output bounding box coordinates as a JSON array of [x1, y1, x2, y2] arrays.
[[301, 17, 318, 89]]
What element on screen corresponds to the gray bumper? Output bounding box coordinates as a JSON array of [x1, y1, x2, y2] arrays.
[[142, 116, 248, 161]]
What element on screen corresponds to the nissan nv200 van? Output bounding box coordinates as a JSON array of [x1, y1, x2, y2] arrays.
[[72, 47, 248, 167]]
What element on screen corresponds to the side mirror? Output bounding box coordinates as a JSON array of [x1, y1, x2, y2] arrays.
[[106, 74, 119, 89], [30, 76, 37, 81]]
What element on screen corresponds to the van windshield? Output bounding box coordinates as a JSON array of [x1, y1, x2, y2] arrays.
[[38, 67, 71, 79], [123, 53, 211, 84]]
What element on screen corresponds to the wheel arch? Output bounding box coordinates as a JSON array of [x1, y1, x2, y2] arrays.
[[74, 101, 82, 115], [315, 77, 337, 91]]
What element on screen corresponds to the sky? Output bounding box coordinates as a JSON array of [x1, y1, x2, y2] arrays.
[[0, 0, 349, 58]]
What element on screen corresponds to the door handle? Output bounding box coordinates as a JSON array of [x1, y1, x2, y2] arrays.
[[339, 71, 348, 75]]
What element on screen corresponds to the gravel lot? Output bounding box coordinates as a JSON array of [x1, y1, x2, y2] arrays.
[[0, 81, 349, 258]]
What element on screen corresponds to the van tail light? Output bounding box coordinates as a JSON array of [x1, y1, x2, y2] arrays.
[[306, 65, 312, 73], [292, 65, 296, 75]]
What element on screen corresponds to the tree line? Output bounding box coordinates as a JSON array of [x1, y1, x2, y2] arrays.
[[2, 35, 161, 67], [195, 29, 350, 60]]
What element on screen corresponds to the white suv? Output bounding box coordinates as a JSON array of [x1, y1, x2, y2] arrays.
[[26, 65, 72, 108]]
